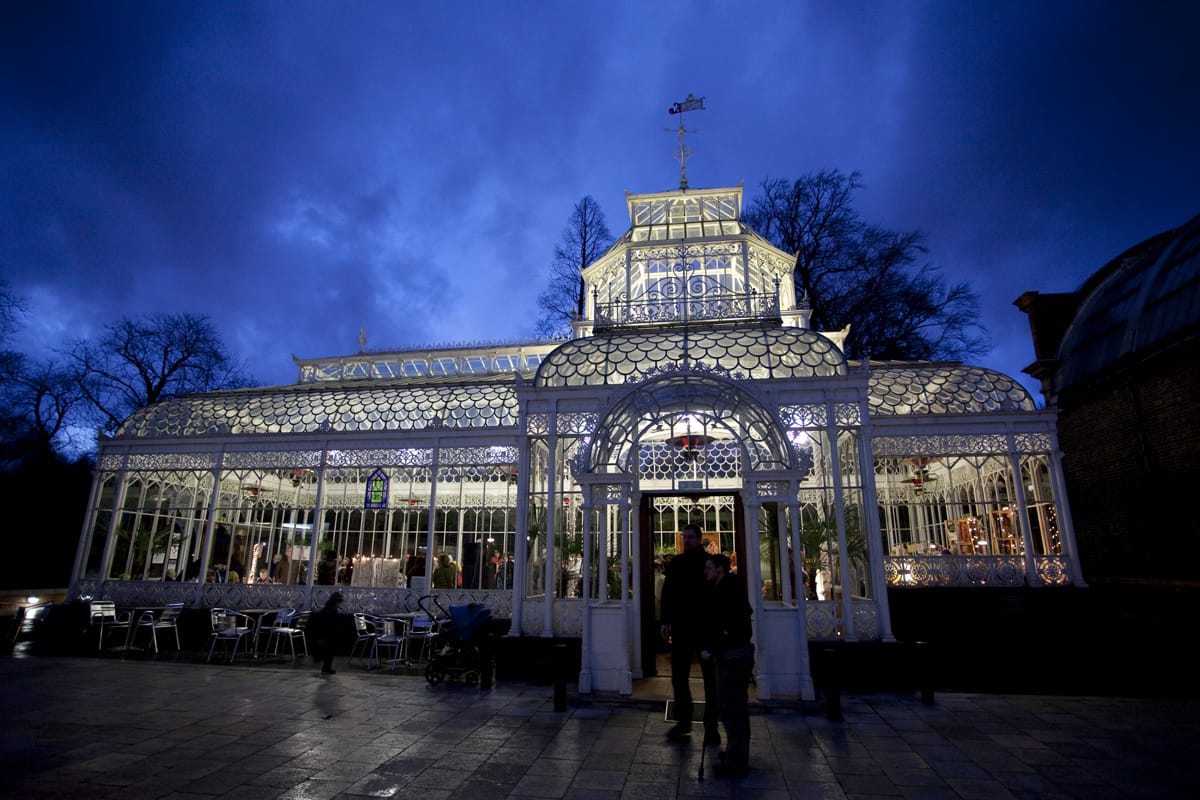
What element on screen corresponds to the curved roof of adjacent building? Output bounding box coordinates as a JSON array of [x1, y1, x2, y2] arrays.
[[1054, 211, 1200, 391], [535, 325, 848, 387]]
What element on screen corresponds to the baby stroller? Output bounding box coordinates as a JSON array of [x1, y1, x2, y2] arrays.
[[421, 595, 493, 685]]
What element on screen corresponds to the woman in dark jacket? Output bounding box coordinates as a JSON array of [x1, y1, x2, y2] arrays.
[[309, 592, 344, 674], [699, 553, 755, 776]]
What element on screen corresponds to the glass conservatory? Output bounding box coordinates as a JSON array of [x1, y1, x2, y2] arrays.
[[70, 183, 1081, 700]]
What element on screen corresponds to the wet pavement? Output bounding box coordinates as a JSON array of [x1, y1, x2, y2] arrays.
[[1, 651, 1198, 799]]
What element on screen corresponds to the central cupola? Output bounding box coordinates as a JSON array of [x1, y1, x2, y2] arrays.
[[572, 184, 811, 337]]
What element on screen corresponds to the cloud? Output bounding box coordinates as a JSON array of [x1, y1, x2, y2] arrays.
[[1, 1, 1197, 393]]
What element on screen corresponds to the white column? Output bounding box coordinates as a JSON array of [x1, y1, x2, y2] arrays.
[[826, 409, 855, 639], [68, 461, 107, 598], [857, 426, 894, 641]]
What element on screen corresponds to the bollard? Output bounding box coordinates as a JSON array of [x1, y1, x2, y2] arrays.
[[552, 643, 568, 711], [822, 645, 843, 722], [915, 641, 935, 705]]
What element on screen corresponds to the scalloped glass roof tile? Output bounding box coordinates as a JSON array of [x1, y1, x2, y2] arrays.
[[867, 364, 1035, 414], [116, 375, 520, 439], [536, 325, 848, 387]]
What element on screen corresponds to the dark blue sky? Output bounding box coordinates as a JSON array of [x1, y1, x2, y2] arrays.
[[3, 1, 1198, 397]]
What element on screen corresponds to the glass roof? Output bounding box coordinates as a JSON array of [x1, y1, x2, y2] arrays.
[[294, 340, 561, 384], [535, 325, 848, 387], [1054, 212, 1200, 391], [115, 375, 520, 439], [867, 364, 1035, 414], [113, 351, 1035, 442]]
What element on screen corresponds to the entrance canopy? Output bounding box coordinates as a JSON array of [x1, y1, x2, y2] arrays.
[[585, 373, 793, 476]]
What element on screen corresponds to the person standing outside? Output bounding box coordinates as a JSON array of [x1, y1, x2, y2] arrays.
[[432, 553, 458, 589], [700, 552, 755, 776], [310, 592, 344, 675], [659, 523, 718, 744]]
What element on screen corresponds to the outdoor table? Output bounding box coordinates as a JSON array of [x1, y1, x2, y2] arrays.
[[238, 608, 282, 657], [113, 605, 169, 652]]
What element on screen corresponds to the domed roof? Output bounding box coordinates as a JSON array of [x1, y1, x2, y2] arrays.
[[534, 325, 848, 387], [867, 364, 1035, 414], [1054, 212, 1200, 391]]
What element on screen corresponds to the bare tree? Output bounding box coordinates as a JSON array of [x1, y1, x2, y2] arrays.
[[0, 276, 22, 343], [535, 196, 614, 337], [0, 354, 87, 451], [70, 312, 255, 436], [745, 170, 989, 361]]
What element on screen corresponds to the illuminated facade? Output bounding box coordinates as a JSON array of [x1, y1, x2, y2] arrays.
[[70, 183, 1081, 699]]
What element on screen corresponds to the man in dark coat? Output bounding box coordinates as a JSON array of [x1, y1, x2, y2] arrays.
[[700, 552, 755, 776], [658, 523, 718, 744]]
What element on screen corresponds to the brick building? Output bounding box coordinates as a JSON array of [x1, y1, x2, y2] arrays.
[[1017, 211, 1200, 584]]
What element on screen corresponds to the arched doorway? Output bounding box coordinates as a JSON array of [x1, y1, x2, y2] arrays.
[[576, 373, 794, 693]]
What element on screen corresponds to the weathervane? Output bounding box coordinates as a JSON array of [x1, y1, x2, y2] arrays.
[[666, 93, 705, 189]]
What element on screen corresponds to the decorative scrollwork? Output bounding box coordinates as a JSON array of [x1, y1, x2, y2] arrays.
[[755, 481, 790, 499], [835, 403, 861, 426], [1013, 433, 1053, 453], [1034, 556, 1071, 585], [326, 448, 433, 467], [780, 404, 826, 428], [126, 452, 219, 471], [222, 451, 322, 470], [805, 602, 840, 640], [872, 434, 1009, 457], [99, 453, 125, 471], [884, 555, 1034, 587], [557, 413, 599, 435]]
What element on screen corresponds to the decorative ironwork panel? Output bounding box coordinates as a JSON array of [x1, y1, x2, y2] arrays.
[[1034, 556, 1071, 585], [805, 602, 840, 640], [121, 452, 218, 471], [95, 579, 199, 608], [780, 404, 827, 428], [1013, 433, 1053, 452], [755, 481, 790, 499], [835, 403, 861, 426], [852, 602, 880, 640], [883, 556, 1041, 587], [557, 413, 599, 435], [526, 414, 550, 435], [99, 453, 125, 471], [872, 434, 1009, 456], [594, 291, 779, 330], [869, 365, 1035, 414], [201, 582, 309, 610], [222, 451, 323, 469], [326, 448, 432, 467], [438, 446, 519, 465]]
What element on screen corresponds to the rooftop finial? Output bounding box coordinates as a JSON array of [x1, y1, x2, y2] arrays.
[[666, 93, 705, 189], [358, 326, 368, 353]]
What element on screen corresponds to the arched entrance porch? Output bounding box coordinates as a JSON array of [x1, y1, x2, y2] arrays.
[[570, 373, 818, 700]]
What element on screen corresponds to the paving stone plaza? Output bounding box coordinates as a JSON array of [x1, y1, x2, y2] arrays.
[[2, 653, 1197, 799]]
